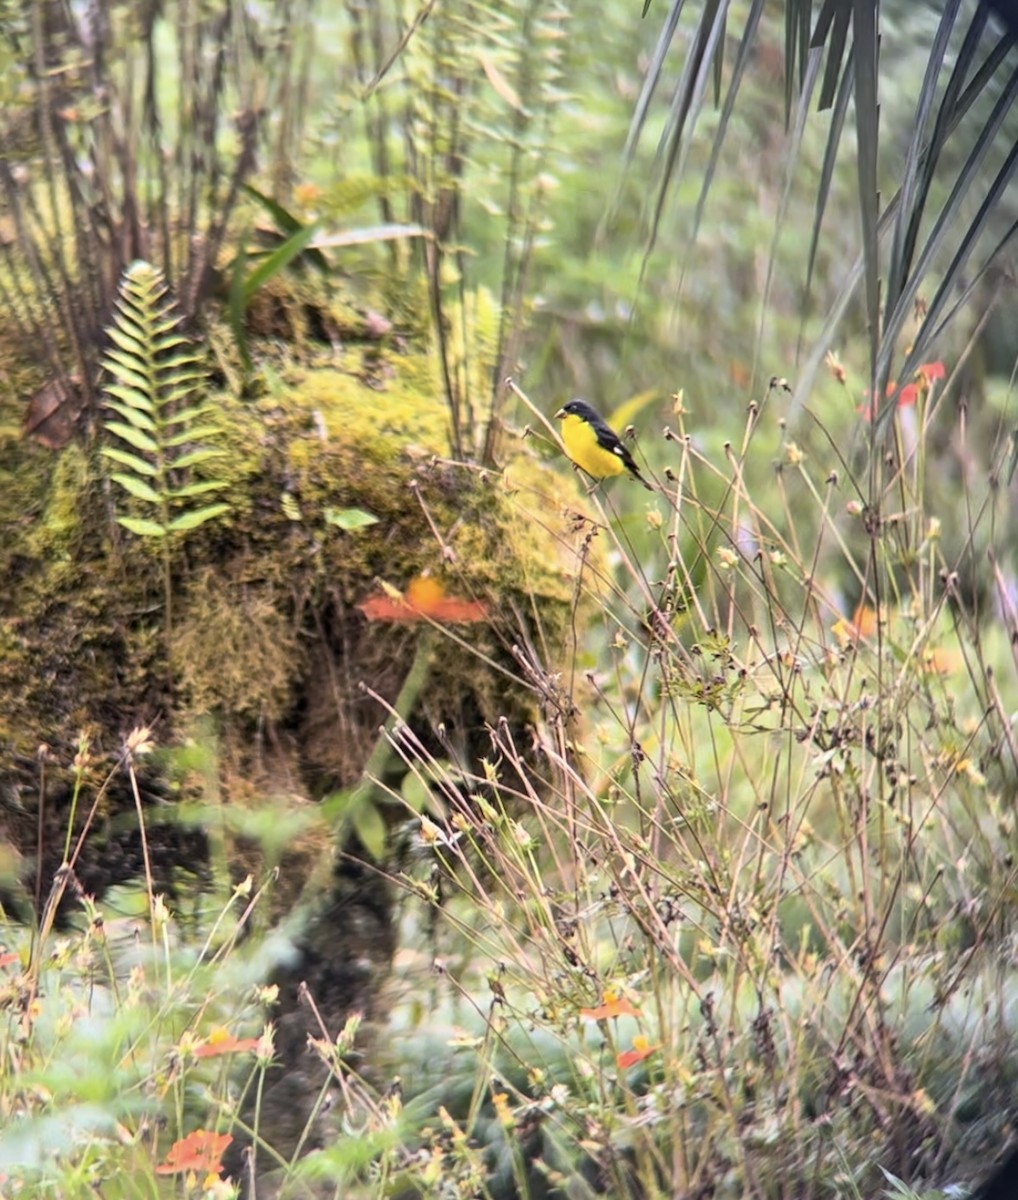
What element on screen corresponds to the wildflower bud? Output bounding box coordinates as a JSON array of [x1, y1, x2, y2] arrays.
[[824, 351, 847, 385]]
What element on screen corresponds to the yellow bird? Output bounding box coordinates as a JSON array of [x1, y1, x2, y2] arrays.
[[554, 399, 652, 490]]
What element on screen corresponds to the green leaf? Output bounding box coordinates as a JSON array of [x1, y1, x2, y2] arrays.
[[102, 398, 158, 431], [163, 424, 224, 447], [324, 507, 379, 531], [242, 182, 332, 275], [241, 220, 321, 307], [685, 0, 765, 270], [167, 503, 231, 532], [165, 480, 230, 500], [101, 364, 155, 404], [109, 473, 162, 504], [100, 447, 158, 477], [117, 516, 168, 538], [105, 421, 159, 454], [169, 447, 229, 470], [150, 333, 192, 354], [105, 323, 148, 359], [852, 1, 880, 373], [351, 799, 387, 861]]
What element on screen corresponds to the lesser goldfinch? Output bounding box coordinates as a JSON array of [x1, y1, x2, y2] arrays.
[[554, 399, 653, 490]]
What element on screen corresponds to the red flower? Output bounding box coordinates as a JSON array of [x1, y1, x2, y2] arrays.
[[155, 1129, 232, 1176]]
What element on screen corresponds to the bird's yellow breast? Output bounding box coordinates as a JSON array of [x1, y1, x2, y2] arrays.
[[559, 412, 625, 479]]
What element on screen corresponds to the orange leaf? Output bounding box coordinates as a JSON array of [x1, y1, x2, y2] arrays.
[[194, 1027, 260, 1058], [580, 989, 643, 1021], [832, 604, 878, 646], [617, 1035, 657, 1069], [358, 576, 487, 624], [0, 952, 19, 969], [921, 646, 959, 675], [155, 1129, 232, 1175]]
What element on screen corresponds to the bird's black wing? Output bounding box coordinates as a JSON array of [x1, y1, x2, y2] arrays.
[[590, 415, 644, 477]]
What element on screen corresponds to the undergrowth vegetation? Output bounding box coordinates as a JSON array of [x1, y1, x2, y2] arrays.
[[1, 2, 1017, 1199], [3, 356, 1016, 1198]]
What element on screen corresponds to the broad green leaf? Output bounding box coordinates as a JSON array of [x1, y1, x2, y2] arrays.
[[401, 771, 433, 815], [242, 182, 331, 275], [324, 507, 379, 531], [351, 799, 387, 861], [167, 503, 231, 532], [109, 473, 162, 504], [117, 516, 168, 538], [242, 221, 321, 307]]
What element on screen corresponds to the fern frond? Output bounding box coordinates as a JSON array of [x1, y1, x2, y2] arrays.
[[99, 261, 232, 542]]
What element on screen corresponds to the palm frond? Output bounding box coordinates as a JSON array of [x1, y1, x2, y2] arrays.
[[625, 2, 1018, 417]]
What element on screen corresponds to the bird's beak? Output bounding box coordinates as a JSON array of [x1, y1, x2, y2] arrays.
[[553, 407, 566, 420]]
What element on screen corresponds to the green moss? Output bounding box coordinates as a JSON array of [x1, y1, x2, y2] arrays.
[[25, 443, 92, 557], [0, 268, 605, 903]]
